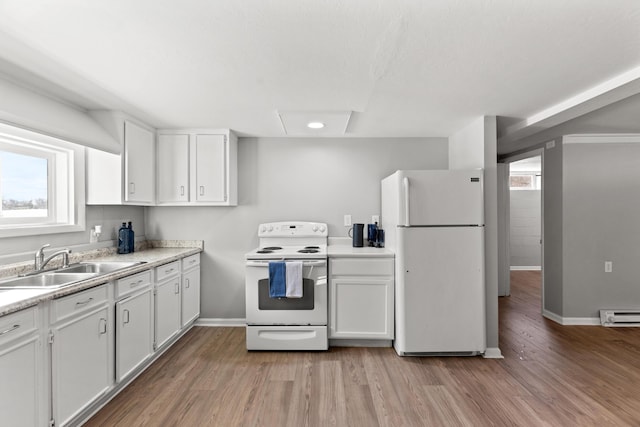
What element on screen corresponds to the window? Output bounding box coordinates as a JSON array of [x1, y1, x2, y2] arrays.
[[0, 123, 85, 237], [509, 173, 541, 190]]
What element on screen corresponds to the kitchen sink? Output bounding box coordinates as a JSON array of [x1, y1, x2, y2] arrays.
[[0, 261, 145, 290], [54, 261, 144, 274], [0, 272, 97, 290]]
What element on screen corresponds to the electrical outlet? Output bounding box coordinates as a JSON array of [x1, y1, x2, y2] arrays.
[[605, 261, 613, 273], [344, 214, 352, 227], [372, 215, 380, 224]]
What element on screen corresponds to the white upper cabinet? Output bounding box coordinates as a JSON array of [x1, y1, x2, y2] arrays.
[[86, 112, 156, 205], [124, 121, 155, 204], [157, 134, 189, 203], [194, 134, 226, 202], [156, 129, 237, 206]]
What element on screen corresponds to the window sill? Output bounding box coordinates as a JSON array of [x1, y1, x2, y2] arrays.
[[0, 223, 85, 239]]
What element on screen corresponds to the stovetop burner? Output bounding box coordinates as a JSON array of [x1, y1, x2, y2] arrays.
[[246, 222, 328, 260]]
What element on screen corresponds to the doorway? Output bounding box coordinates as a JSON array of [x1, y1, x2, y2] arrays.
[[498, 150, 544, 313]]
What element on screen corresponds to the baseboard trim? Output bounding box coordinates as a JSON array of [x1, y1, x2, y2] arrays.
[[543, 310, 600, 325], [196, 318, 246, 327], [483, 347, 503, 359], [510, 266, 542, 271], [329, 339, 392, 348]]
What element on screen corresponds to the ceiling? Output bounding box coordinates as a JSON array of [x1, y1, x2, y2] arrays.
[[1, 1, 640, 153], [509, 156, 541, 173]]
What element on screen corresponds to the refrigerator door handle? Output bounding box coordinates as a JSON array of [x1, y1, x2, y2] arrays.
[[403, 177, 410, 226]]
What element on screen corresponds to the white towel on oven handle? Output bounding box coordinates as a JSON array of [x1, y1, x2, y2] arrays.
[[285, 261, 303, 298]]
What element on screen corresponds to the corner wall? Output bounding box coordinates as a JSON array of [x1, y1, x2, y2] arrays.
[[562, 137, 640, 318], [449, 116, 500, 356]]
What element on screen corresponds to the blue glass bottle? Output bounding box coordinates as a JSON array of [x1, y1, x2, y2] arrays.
[[118, 222, 130, 254], [127, 221, 135, 253]]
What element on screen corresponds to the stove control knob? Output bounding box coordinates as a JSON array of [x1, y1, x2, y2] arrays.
[[319, 225, 326, 233], [268, 226, 274, 232], [312, 225, 318, 232], [260, 226, 266, 233]]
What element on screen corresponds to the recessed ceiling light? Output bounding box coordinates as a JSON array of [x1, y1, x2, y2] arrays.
[[307, 122, 325, 129]]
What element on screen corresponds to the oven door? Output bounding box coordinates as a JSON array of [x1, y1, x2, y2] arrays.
[[245, 259, 327, 325]]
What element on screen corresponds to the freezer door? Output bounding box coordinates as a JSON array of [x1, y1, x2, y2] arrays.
[[399, 170, 484, 226], [394, 226, 486, 354]]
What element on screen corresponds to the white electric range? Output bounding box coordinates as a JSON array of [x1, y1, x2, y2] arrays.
[[245, 221, 328, 350]]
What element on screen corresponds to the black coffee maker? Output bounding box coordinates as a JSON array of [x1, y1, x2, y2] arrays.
[[349, 223, 364, 247]]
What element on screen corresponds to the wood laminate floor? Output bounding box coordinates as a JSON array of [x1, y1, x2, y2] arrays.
[[87, 271, 640, 426]]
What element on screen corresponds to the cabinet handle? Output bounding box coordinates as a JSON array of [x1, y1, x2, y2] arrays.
[[129, 182, 136, 194], [180, 186, 185, 196], [123, 309, 130, 325], [185, 278, 190, 289], [130, 279, 144, 288], [75, 297, 94, 307], [99, 318, 107, 335], [189, 259, 197, 265], [165, 268, 175, 274], [175, 283, 180, 294], [0, 324, 20, 336], [199, 186, 204, 196]]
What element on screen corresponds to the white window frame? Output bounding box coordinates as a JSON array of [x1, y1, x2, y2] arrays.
[[0, 122, 85, 238]]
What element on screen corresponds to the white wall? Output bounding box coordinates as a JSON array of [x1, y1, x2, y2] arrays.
[[449, 117, 485, 169], [562, 137, 640, 318], [510, 190, 541, 267], [0, 205, 145, 262], [0, 77, 120, 153], [146, 137, 448, 320]]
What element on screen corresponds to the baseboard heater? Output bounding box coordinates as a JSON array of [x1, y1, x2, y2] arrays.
[[600, 309, 640, 327]]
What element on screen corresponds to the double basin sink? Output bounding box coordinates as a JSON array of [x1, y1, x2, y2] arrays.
[[0, 261, 144, 290]]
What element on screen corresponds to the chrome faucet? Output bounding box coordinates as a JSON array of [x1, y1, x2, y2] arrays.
[[34, 244, 72, 271]]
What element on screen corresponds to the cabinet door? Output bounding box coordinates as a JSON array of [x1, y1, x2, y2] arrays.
[[193, 134, 226, 202], [124, 120, 155, 204], [0, 336, 41, 427], [181, 267, 200, 327], [155, 278, 181, 349], [52, 305, 111, 426], [116, 289, 153, 382], [157, 134, 189, 203], [329, 278, 394, 339], [86, 148, 122, 205]]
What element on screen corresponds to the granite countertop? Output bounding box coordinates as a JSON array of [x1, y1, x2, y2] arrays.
[[0, 241, 203, 317], [328, 237, 394, 258]]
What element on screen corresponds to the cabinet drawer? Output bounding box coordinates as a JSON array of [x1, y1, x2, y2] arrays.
[[155, 261, 181, 282], [0, 306, 37, 346], [51, 284, 108, 323], [116, 270, 152, 299], [330, 258, 394, 277], [182, 253, 200, 270]]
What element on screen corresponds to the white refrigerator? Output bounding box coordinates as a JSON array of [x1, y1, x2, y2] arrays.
[[381, 170, 486, 356]]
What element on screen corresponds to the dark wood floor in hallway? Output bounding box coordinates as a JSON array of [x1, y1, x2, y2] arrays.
[[87, 271, 640, 426]]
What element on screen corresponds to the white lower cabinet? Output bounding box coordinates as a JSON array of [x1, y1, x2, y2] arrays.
[[50, 284, 112, 427], [329, 257, 395, 340], [155, 261, 182, 349], [181, 254, 201, 327], [115, 271, 153, 382], [0, 306, 44, 427], [0, 252, 202, 426]]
